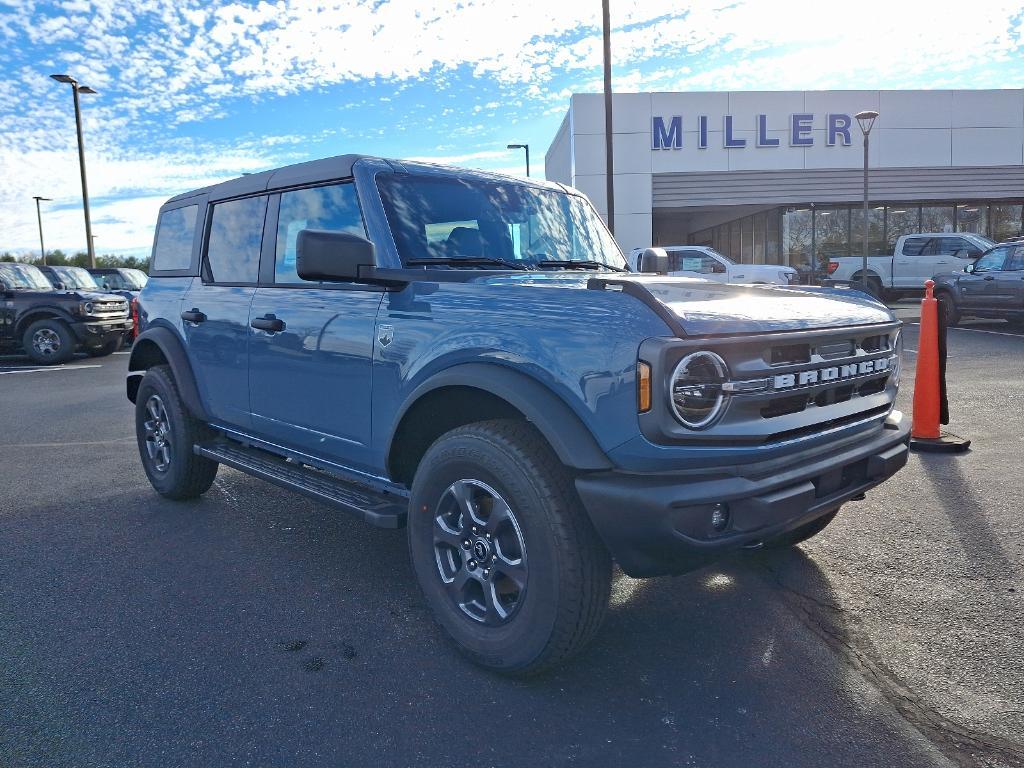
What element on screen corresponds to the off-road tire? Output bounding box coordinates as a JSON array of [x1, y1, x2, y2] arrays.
[[22, 318, 75, 365], [408, 419, 612, 675], [764, 509, 839, 549], [135, 364, 218, 500], [86, 336, 123, 357]]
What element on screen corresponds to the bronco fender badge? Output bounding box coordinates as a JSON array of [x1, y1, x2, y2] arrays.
[[377, 324, 394, 347]]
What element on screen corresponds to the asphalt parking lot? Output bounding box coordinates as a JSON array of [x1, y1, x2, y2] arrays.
[[1, 321, 1022, 768]]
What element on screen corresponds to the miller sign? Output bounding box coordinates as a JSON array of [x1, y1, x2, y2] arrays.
[[652, 113, 856, 150]]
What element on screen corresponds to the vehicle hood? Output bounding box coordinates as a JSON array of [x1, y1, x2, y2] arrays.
[[475, 272, 894, 334], [739, 263, 797, 275]]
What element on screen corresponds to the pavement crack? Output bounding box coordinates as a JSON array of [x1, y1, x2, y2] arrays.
[[758, 558, 1024, 768]]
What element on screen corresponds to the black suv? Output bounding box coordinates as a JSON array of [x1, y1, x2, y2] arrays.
[[0, 263, 131, 364], [933, 240, 1024, 326]]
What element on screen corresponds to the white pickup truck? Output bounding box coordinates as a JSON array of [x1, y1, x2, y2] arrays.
[[628, 245, 798, 286], [828, 232, 994, 299]]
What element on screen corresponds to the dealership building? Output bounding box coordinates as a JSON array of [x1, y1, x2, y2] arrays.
[[544, 89, 1024, 268]]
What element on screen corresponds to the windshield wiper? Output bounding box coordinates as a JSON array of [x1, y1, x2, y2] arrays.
[[535, 259, 629, 273], [405, 257, 531, 271]]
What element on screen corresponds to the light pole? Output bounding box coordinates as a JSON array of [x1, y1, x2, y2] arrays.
[[601, 0, 614, 235], [506, 144, 530, 177], [33, 196, 52, 265], [50, 74, 98, 268], [855, 110, 879, 294]]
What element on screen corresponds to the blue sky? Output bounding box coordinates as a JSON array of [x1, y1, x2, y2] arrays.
[[2, 0, 1023, 257]]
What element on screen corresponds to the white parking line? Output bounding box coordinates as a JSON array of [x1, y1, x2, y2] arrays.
[[905, 322, 1023, 339], [0, 364, 102, 375]]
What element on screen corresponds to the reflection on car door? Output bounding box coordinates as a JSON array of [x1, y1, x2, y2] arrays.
[[959, 246, 1010, 311], [247, 183, 384, 474], [991, 245, 1024, 312]]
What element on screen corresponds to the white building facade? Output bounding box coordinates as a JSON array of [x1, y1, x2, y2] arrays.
[[545, 89, 1024, 270]]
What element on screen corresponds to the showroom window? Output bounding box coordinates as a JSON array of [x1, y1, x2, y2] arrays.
[[956, 203, 988, 236], [991, 204, 1023, 241], [920, 205, 955, 234], [814, 206, 851, 261], [850, 206, 887, 256], [782, 208, 813, 270]]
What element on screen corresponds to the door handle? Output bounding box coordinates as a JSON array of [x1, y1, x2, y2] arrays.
[[180, 308, 206, 324], [250, 314, 286, 332], [983, 275, 995, 281]]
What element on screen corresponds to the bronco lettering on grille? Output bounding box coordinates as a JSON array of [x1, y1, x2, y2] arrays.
[[772, 357, 891, 391]]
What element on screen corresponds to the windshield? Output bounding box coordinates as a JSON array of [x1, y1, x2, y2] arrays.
[[377, 174, 626, 270], [0, 263, 53, 289], [700, 247, 734, 265], [51, 266, 99, 289], [122, 269, 148, 289]]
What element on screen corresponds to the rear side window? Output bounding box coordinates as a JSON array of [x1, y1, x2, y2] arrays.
[[901, 237, 929, 257], [275, 183, 365, 284], [206, 196, 268, 284], [152, 205, 198, 271]]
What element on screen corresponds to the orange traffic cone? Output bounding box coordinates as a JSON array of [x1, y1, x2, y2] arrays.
[[909, 280, 970, 453]]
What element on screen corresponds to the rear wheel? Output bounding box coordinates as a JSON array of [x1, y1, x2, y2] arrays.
[[23, 318, 75, 365], [408, 419, 611, 675], [764, 510, 839, 549], [135, 364, 218, 499]]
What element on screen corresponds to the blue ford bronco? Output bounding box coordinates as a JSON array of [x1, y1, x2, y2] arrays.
[[128, 155, 909, 674]]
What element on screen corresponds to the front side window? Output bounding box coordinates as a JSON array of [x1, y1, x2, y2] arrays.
[[206, 196, 267, 284], [153, 205, 198, 271], [377, 174, 625, 270], [973, 247, 1009, 272], [275, 183, 365, 284]]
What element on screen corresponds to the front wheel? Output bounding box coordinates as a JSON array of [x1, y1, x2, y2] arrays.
[[22, 318, 75, 365], [135, 364, 218, 499], [935, 291, 961, 326], [408, 420, 611, 675]]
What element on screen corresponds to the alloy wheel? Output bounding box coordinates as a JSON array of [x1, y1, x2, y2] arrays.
[[143, 394, 172, 472], [433, 479, 528, 625], [31, 328, 62, 358]]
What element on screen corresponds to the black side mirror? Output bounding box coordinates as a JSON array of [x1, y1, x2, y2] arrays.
[[54, 282, 66, 290], [637, 247, 670, 274], [296, 230, 377, 282]]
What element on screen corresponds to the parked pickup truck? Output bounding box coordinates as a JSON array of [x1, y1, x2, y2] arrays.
[[828, 232, 994, 299], [630, 245, 798, 286], [128, 155, 910, 674]]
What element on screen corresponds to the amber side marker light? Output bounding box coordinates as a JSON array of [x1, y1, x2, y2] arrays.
[[637, 361, 652, 413]]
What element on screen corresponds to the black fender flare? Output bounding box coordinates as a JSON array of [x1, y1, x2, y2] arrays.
[[388, 363, 612, 471], [15, 306, 78, 337], [127, 325, 209, 421]]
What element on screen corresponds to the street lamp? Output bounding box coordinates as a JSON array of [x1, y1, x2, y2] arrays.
[[33, 196, 52, 265], [855, 110, 879, 295], [506, 144, 530, 177], [50, 74, 98, 268]]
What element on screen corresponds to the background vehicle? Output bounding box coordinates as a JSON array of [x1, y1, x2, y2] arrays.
[[827, 233, 994, 299], [127, 155, 909, 675], [87, 267, 148, 299], [0, 263, 131, 363], [40, 264, 141, 343], [933, 242, 1024, 326], [629, 245, 798, 285]]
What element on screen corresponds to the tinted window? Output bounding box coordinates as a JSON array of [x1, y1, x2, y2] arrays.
[[153, 205, 198, 271], [206, 196, 267, 283], [1005, 246, 1024, 271], [275, 183, 365, 284], [931, 237, 972, 256], [974, 247, 1009, 272], [901, 237, 929, 257], [668, 250, 723, 274]]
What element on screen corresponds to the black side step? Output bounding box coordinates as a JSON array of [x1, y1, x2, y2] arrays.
[[194, 440, 407, 528]]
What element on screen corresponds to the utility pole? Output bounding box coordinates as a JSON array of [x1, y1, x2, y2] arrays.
[[50, 74, 98, 268], [33, 196, 52, 265], [601, 0, 614, 235]]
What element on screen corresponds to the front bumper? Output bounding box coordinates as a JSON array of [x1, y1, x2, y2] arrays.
[[576, 413, 911, 577], [71, 317, 133, 344]]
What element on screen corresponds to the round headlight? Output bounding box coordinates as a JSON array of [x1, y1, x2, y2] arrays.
[[83, 301, 94, 315], [670, 351, 729, 429], [891, 330, 902, 386]]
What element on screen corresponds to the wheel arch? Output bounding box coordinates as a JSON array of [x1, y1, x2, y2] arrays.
[[16, 308, 74, 338], [126, 325, 209, 420], [387, 363, 612, 486]]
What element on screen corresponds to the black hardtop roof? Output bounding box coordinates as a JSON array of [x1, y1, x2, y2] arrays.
[[162, 154, 570, 209]]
